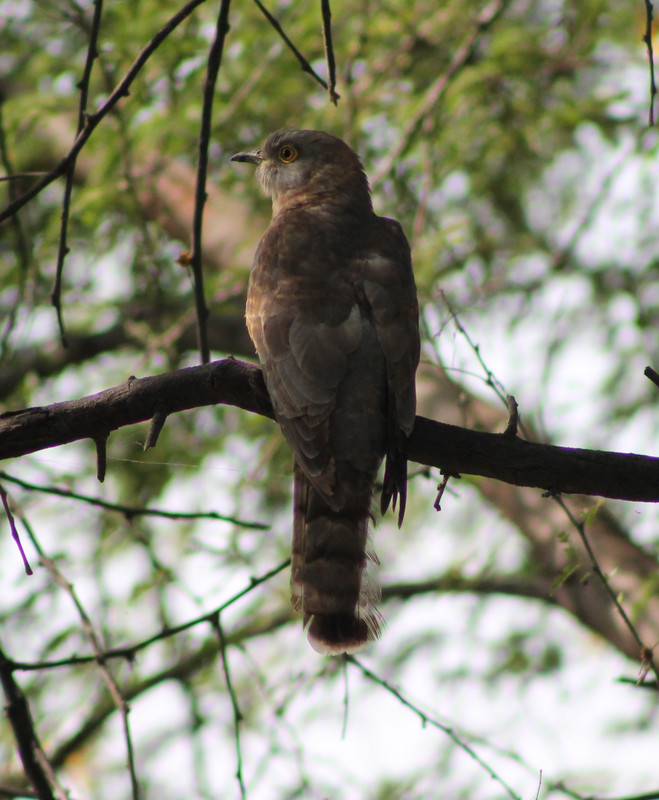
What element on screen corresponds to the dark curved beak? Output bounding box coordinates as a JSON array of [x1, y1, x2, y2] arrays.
[[230, 149, 263, 165]]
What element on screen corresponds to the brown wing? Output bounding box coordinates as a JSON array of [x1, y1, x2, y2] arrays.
[[246, 212, 389, 505], [361, 216, 420, 523]]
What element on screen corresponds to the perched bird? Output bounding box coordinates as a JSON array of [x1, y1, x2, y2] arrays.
[[232, 130, 419, 654]]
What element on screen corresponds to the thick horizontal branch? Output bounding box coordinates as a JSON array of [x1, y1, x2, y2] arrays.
[[1, 358, 659, 502], [410, 416, 659, 502], [0, 358, 273, 461]]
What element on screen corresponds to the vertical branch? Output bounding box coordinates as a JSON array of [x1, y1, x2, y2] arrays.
[[211, 614, 246, 800], [320, 0, 339, 104], [190, 0, 232, 364], [643, 0, 657, 126], [0, 642, 62, 800], [52, 0, 104, 347]]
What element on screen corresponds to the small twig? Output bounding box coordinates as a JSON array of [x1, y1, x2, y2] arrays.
[[320, 0, 339, 104], [0, 483, 33, 575], [534, 770, 542, 800], [644, 365, 659, 389], [340, 657, 350, 739], [554, 495, 659, 684], [642, 0, 657, 126], [0, 171, 49, 181], [441, 290, 517, 412], [191, 0, 232, 365], [502, 395, 519, 437], [93, 435, 108, 482], [144, 403, 168, 450], [553, 782, 659, 800], [347, 656, 521, 800], [0, 471, 269, 529], [11, 560, 290, 672], [212, 615, 246, 800], [251, 0, 330, 92], [433, 473, 452, 511]]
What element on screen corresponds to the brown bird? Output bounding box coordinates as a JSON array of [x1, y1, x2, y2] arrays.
[[232, 130, 419, 654]]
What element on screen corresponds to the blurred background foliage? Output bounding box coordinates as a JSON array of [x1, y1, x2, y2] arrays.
[[1, 0, 659, 798]]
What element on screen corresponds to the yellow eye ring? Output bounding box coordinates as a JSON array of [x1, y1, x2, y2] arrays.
[[278, 145, 298, 163]]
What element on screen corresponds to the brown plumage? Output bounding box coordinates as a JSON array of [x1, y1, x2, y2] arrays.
[[232, 130, 419, 654]]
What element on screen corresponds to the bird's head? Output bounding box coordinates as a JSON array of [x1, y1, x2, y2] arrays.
[[231, 130, 372, 216]]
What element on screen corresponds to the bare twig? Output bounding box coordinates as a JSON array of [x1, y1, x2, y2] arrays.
[[320, 0, 339, 104], [347, 656, 521, 800], [39, 610, 294, 774], [251, 0, 330, 92], [553, 781, 659, 800], [0, 0, 209, 225], [503, 395, 519, 437], [212, 615, 246, 800], [553, 495, 659, 683], [143, 402, 168, 450], [10, 560, 290, 673], [0, 483, 33, 575], [51, 0, 104, 347], [642, 0, 657, 126], [191, 0, 232, 365], [440, 291, 522, 416], [93, 434, 108, 481], [433, 473, 452, 511], [0, 172, 49, 182], [0, 470, 269, 529], [645, 365, 659, 389]]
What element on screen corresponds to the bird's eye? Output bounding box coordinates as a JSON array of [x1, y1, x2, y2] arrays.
[[278, 145, 298, 163]]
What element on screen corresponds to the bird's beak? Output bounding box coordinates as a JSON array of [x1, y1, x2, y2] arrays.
[[230, 149, 264, 165]]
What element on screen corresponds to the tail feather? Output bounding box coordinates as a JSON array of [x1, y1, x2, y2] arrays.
[[292, 464, 381, 655], [380, 422, 409, 527]]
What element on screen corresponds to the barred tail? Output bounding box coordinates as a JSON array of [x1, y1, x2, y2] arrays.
[[291, 464, 381, 655]]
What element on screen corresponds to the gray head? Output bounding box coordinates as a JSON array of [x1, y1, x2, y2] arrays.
[[231, 130, 372, 215]]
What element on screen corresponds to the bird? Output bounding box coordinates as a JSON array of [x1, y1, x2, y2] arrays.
[[231, 130, 419, 655]]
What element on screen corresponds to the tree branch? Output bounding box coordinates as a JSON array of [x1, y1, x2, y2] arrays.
[[0, 643, 58, 800], [2, 358, 659, 504], [190, 0, 232, 364]]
